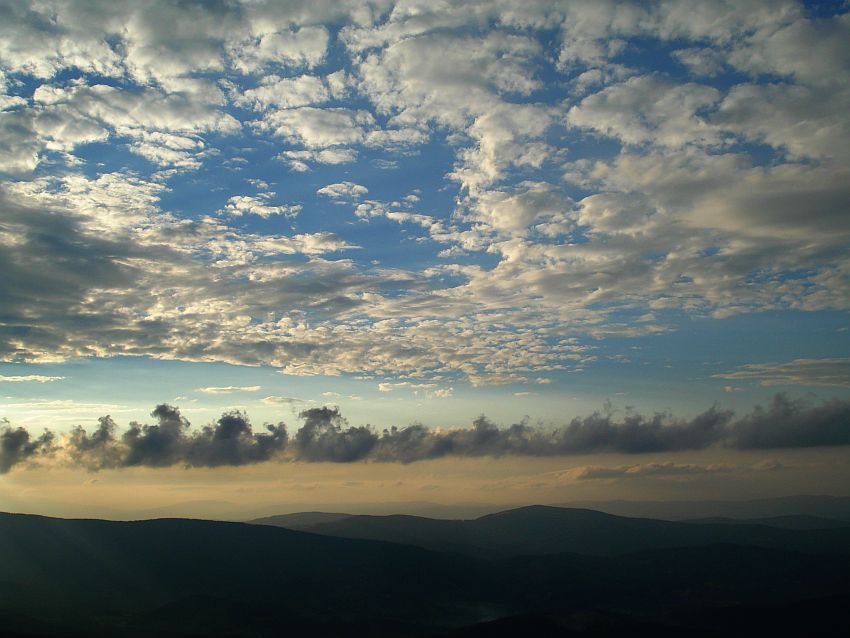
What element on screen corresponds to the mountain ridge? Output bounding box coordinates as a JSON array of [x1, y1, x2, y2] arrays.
[[250, 503, 850, 558], [3, 509, 850, 636]]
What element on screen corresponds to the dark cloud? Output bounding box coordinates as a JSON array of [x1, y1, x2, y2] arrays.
[[67, 415, 124, 470], [371, 407, 733, 461], [554, 405, 734, 454], [61, 405, 289, 471], [728, 394, 850, 449], [2, 394, 849, 473], [294, 407, 376, 462], [0, 420, 55, 473], [186, 411, 288, 467], [122, 404, 191, 468], [0, 193, 165, 363], [374, 417, 541, 461]]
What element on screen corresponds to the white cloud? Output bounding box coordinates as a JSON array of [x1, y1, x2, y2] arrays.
[[466, 181, 570, 234], [221, 194, 302, 218], [714, 82, 850, 162], [354, 31, 542, 130], [672, 47, 725, 76], [237, 75, 329, 111], [257, 107, 375, 147], [228, 26, 330, 73], [278, 148, 358, 171], [377, 381, 453, 399], [567, 75, 721, 148], [0, 375, 65, 383], [317, 181, 369, 200], [198, 386, 262, 394], [363, 127, 428, 149]]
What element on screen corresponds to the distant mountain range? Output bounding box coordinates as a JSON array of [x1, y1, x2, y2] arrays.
[[559, 494, 850, 521], [251, 504, 850, 559], [2, 504, 850, 636], [682, 514, 850, 530]]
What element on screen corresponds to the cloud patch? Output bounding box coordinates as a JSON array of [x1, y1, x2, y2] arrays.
[[1, 421, 55, 473], [220, 194, 302, 218], [715, 358, 850, 388], [568, 461, 734, 481], [198, 386, 262, 394], [317, 181, 369, 200]]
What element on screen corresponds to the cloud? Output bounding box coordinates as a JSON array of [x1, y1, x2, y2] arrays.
[[257, 107, 374, 147], [229, 27, 331, 74], [236, 75, 329, 111], [120, 404, 190, 468], [0, 111, 40, 174], [3, 394, 850, 473], [197, 386, 262, 394], [0, 420, 55, 473], [466, 181, 570, 234], [220, 194, 302, 218], [1, 2, 849, 389], [728, 393, 850, 450], [185, 410, 288, 468], [567, 75, 721, 148], [377, 381, 453, 399], [672, 47, 725, 77], [278, 148, 358, 172], [66, 415, 125, 470], [261, 396, 305, 406], [363, 127, 428, 150], [23, 80, 239, 172], [378, 382, 435, 392], [568, 461, 734, 481], [65, 404, 288, 471], [0, 375, 65, 383], [293, 406, 377, 462], [715, 358, 850, 388], [317, 181, 369, 200]]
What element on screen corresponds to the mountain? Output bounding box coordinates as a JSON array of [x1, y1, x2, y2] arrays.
[[558, 495, 850, 521], [683, 515, 850, 530], [3, 509, 850, 636], [0, 511, 490, 637], [250, 511, 353, 530], [252, 504, 850, 558]]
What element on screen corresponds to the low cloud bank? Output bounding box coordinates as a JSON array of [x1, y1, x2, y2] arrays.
[[66, 405, 288, 471], [1, 394, 849, 473]]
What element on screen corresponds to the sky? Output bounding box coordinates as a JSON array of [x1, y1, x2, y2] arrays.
[[1, 0, 849, 518]]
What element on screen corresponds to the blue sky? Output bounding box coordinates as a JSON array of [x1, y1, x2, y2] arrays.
[[1, 1, 849, 508]]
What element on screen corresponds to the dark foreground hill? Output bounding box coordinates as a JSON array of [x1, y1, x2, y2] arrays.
[[251, 504, 850, 558], [2, 510, 850, 637]]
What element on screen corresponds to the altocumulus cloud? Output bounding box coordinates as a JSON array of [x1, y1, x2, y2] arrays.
[[1, 1, 849, 388], [2, 394, 850, 473]]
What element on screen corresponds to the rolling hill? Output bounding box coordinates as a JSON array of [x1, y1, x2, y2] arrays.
[[251, 504, 850, 558], [3, 509, 850, 636]]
